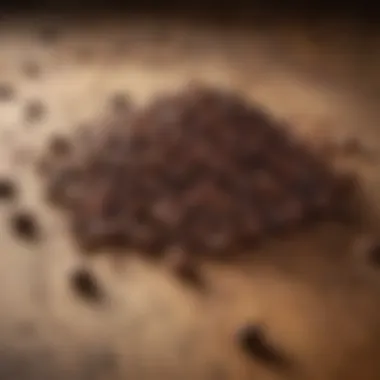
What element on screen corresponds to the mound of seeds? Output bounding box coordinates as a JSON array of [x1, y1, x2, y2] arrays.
[[41, 85, 353, 257]]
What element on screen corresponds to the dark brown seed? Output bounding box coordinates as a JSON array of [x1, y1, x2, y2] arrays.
[[165, 248, 205, 288], [253, 171, 280, 199], [48, 135, 71, 157], [47, 170, 82, 208], [0, 178, 16, 200], [70, 268, 103, 303], [109, 93, 131, 113], [10, 211, 40, 241], [40, 84, 350, 258], [367, 243, 380, 267], [237, 325, 287, 368], [0, 83, 15, 101], [24, 100, 46, 123], [176, 261, 204, 288]]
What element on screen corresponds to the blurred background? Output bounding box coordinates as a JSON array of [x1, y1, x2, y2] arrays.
[[0, 2, 379, 380], [0, 0, 377, 19]]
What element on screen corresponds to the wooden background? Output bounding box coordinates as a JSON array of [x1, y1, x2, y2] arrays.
[[0, 14, 380, 380]]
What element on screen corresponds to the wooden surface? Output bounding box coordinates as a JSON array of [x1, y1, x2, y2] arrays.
[[1, 14, 380, 380]]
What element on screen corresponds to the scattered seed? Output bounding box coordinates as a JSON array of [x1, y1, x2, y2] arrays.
[[165, 248, 205, 289], [24, 100, 46, 123], [0, 178, 16, 201], [0, 83, 15, 101], [48, 135, 72, 157], [70, 268, 103, 303], [10, 211, 40, 241], [237, 325, 287, 368], [109, 93, 131, 113], [367, 243, 380, 267]]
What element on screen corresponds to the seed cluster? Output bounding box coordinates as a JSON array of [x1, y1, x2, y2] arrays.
[[41, 84, 352, 258]]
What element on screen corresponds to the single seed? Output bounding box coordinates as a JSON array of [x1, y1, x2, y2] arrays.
[[165, 248, 205, 289], [0, 178, 16, 200], [237, 325, 286, 367], [24, 100, 46, 123], [109, 93, 131, 113], [70, 268, 103, 303], [0, 83, 15, 101], [10, 211, 40, 241], [48, 135, 72, 157], [368, 243, 380, 267]]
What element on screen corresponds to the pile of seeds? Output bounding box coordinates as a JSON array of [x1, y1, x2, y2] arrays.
[[40, 84, 353, 257]]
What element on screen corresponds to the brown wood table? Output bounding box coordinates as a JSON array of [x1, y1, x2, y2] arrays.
[[0, 14, 380, 380]]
